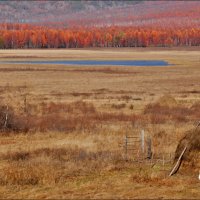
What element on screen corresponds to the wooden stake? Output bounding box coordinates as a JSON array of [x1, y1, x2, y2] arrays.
[[169, 146, 187, 177], [3, 105, 8, 129], [125, 135, 128, 161], [162, 154, 165, 170], [147, 137, 152, 159], [141, 130, 145, 154]]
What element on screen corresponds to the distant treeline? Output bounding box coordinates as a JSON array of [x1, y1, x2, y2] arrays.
[[0, 23, 199, 48]]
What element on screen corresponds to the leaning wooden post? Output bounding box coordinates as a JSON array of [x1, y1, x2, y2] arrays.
[[169, 146, 187, 177]]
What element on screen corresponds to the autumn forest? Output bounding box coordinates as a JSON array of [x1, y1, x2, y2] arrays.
[[0, 1, 200, 48], [0, 23, 200, 49]]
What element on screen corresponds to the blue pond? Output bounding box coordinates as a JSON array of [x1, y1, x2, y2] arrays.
[[7, 60, 169, 67]]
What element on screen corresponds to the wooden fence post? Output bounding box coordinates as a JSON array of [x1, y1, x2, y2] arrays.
[[162, 154, 165, 170], [125, 135, 128, 161], [147, 137, 152, 159], [141, 130, 145, 154], [24, 94, 27, 113], [3, 105, 8, 129]]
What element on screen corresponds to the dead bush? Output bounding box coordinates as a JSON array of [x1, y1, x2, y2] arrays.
[[70, 92, 92, 97], [120, 95, 132, 101], [38, 114, 95, 132], [5, 151, 30, 161], [0, 101, 143, 133], [149, 114, 167, 124], [0, 105, 32, 133], [41, 101, 96, 115], [144, 103, 192, 123], [111, 103, 126, 109], [129, 104, 134, 110], [95, 112, 139, 123]]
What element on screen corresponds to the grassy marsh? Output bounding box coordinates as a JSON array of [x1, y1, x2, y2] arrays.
[[0, 48, 199, 199]]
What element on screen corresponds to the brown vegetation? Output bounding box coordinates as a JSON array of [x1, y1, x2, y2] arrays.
[[0, 147, 123, 186], [0, 105, 28, 133], [144, 98, 200, 124], [0, 49, 199, 199], [0, 96, 199, 134], [0, 101, 140, 133]]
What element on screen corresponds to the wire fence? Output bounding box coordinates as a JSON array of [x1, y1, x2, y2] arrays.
[[120, 129, 175, 165]]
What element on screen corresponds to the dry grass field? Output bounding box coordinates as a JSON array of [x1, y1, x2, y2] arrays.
[[0, 48, 199, 199]]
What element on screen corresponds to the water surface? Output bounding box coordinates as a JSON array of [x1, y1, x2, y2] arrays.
[[3, 60, 169, 67]]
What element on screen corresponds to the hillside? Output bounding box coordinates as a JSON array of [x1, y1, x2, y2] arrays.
[[0, 1, 141, 24], [0, 1, 199, 28]]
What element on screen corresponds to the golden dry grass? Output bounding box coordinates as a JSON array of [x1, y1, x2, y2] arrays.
[[0, 48, 199, 199]]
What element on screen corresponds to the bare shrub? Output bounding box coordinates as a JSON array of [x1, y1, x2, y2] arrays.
[[0, 100, 143, 133], [38, 101, 141, 131], [111, 103, 126, 109], [148, 113, 167, 124], [38, 114, 95, 132], [72, 101, 96, 114], [41, 101, 96, 115], [5, 151, 30, 161], [120, 95, 132, 101], [133, 97, 142, 101], [70, 92, 92, 97], [95, 112, 139, 123], [129, 104, 134, 110], [144, 103, 193, 123], [0, 105, 31, 133]]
